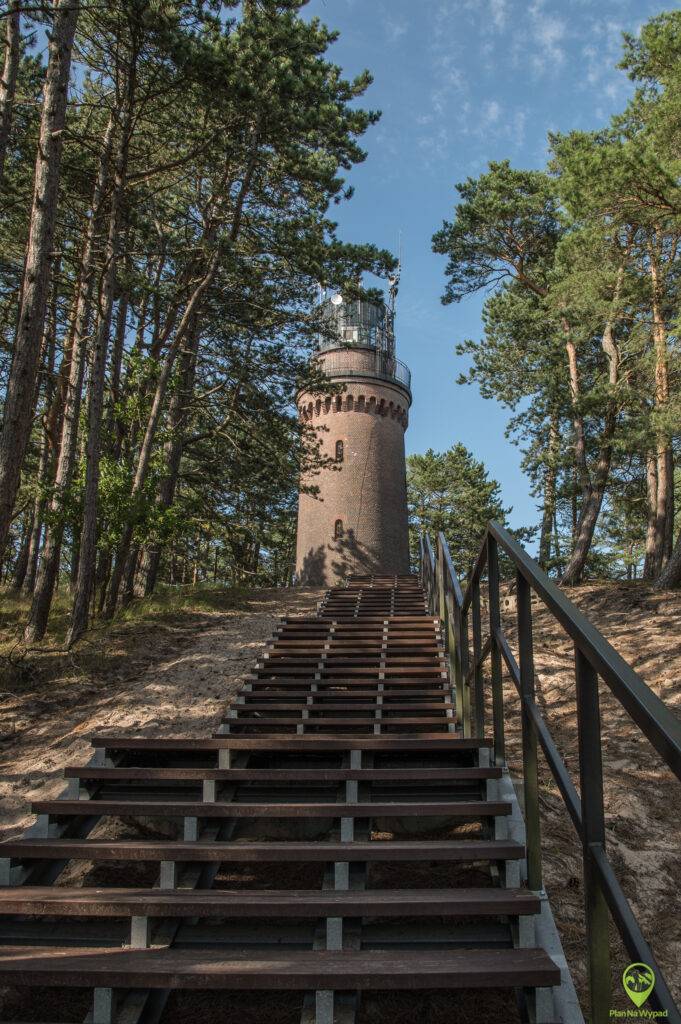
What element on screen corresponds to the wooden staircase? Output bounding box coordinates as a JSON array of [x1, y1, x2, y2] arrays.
[[0, 575, 561, 1023]]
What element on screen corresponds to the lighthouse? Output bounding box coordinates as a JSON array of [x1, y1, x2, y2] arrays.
[[295, 281, 412, 586]]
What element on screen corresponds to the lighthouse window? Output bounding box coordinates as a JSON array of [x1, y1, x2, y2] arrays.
[[334, 519, 344, 539], [335, 440, 344, 463]]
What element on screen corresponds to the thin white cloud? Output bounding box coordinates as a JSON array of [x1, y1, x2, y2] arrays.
[[531, 11, 566, 72], [482, 99, 502, 124], [490, 0, 508, 30], [385, 17, 408, 43]]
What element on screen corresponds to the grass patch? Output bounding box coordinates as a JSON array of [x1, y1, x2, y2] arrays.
[[0, 582, 256, 693]]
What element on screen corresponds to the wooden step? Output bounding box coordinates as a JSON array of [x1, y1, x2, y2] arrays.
[[241, 684, 454, 692], [33, 799, 510, 819], [91, 735, 489, 752], [63, 766, 501, 783], [281, 616, 438, 625], [0, 838, 525, 864], [226, 702, 456, 712], [219, 717, 453, 729], [254, 668, 446, 678], [264, 654, 444, 663], [267, 642, 442, 650], [267, 641, 440, 647], [0, 886, 540, 918], [0, 945, 561, 991]]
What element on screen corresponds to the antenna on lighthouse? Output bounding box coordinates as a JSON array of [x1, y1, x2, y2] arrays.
[[388, 230, 402, 315]]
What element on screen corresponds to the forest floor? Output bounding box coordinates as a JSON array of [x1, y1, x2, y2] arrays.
[[0, 585, 323, 840], [0, 580, 679, 1021]]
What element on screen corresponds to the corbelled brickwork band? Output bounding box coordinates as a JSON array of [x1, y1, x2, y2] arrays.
[[299, 391, 409, 428]]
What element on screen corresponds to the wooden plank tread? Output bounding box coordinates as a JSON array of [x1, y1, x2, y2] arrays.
[[0, 886, 540, 917], [0, 839, 525, 863], [0, 946, 561, 990], [91, 735, 490, 751], [226, 703, 456, 712], [33, 799, 510, 819], [220, 717, 453, 727], [64, 767, 499, 782]]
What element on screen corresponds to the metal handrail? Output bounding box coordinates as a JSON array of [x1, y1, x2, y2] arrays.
[[318, 347, 412, 392], [419, 522, 681, 1024]]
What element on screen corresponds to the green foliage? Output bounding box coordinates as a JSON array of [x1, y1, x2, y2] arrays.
[[407, 444, 511, 575], [0, 0, 399, 634], [433, 11, 681, 584]]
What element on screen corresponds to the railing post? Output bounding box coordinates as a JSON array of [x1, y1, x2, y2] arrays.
[[437, 536, 446, 627], [446, 594, 464, 736], [575, 646, 612, 1022], [487, 535, 505, 764], [458, 605, 471, 737], [516, 570, 542, 892], [471, 579, 484, 737]]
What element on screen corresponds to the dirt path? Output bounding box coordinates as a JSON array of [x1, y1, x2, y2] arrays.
[[0, 587, 322, 841]]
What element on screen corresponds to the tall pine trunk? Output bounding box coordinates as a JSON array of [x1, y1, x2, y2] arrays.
[[560, 262, 625, 586], [23, 340, 85, 640], [67, 79, 134, 645], [655, 529, 681, 590], [24, 111, 115, 642], [0, 0, 21, 188], [643, 452, 659, 580], [649, 242, 673, 576], [538, 416, 558, 570], [0, 0, 79, 560], [11, 513, 32, 590], [102, 247, 222, 618], [140, 321, 200, 597], [103, 141, 258, 617]]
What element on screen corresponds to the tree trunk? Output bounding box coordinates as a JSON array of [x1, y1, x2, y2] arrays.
[[66, 242, 118, 644], [139, 319, 200, 596], [663, 446, 674, 563], [0, 0, 21, 188], [102, 136, 258, 618], [0, 0, 79, 560], [560, 261, 625, 586], [538, 416, 558, 570], [561, 310, 622, 586], [67, 45, 137, 645], [22, 422, 52, 595], [24, 109, 115, 642], [102, 247, 221, 618], [649, 239, 674, 575], [643, 452, 659, 580], [23, 494, 44, 594], [23, 344, 85, 640], [560, 469, 610, 586], [119, 544, 140, 608], [23, 254, 60, 595], [11, 512, 32, 590], [654, 528, 681, 590]]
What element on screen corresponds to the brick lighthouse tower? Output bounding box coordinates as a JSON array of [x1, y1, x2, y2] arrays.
[[295, 278, 412, 586]]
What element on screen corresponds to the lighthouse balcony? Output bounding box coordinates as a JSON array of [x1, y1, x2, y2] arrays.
[[316, 346, 412, 393]]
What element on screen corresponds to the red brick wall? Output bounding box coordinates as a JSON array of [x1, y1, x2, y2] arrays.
[[296, 363, 411, 586]]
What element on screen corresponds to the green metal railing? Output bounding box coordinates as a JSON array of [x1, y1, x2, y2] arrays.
[[420, 523, 681, 1024]]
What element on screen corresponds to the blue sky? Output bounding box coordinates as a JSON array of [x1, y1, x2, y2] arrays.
[[303, 0, 676, 535]]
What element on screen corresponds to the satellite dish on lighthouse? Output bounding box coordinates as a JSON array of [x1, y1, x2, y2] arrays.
[[330, 293, 343, 306]]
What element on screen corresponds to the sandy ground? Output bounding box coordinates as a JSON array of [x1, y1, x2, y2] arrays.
[[499, 581, 681, 1012], [0, 587, 323, 841]]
